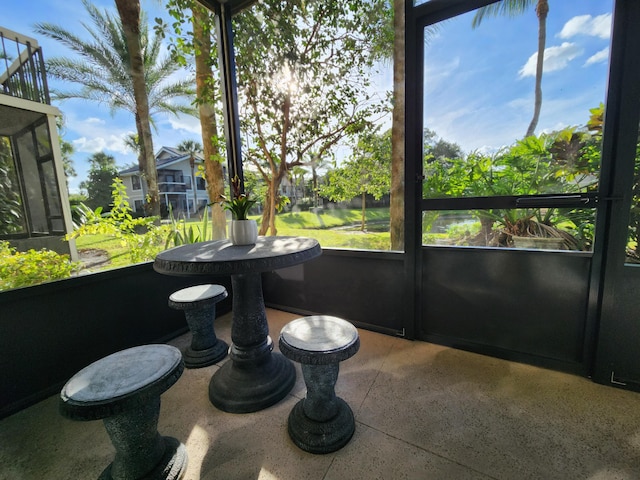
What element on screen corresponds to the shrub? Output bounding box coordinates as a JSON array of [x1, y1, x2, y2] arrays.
[[67, 178, 169, 263], [0, 241, 79, 291]]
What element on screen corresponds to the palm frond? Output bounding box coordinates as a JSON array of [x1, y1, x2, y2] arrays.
[[471, 0, 535, 28]]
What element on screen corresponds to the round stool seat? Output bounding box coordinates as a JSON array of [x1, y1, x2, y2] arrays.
[[279, 315, 359, 365], [59, 345, 187, 479], [168, 284, 228, 310], [60, 344, 184, 421]]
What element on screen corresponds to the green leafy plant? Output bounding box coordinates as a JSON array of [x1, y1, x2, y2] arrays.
[[165, 204, 211, 248], [0, 241, 79, 291], [67, 178, 169, 263], [220, 175, 256, 220]]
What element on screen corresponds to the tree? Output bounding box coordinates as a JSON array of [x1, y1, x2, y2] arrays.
[[56, 117, 76, 189], [472, 0, 549, 138], [79, 152, 118, 211], [320, 129, 392, 231], [114, 0, 159, 218], [160, 0, 228, 240], [34, 0, 196, 218], [233, 0, 388, 236], [176, 139, 203, 213]]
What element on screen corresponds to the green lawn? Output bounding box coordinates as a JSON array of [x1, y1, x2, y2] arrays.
[[75, 208, 392, 271]]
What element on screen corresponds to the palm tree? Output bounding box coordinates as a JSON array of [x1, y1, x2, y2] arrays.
[[177, 139, 203, 214], [34, 0, 196, 218], [191, 2, 227, 240], [390, 0, 405, 251], [472, 0, 549, 138]]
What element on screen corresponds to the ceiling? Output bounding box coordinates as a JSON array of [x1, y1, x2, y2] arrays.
[[0, 102, 44, 137]]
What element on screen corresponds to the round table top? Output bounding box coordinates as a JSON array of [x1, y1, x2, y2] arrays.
[[60, 344, 184, 421], [279, 315, 360, 364], [154, 236, 321, 277]]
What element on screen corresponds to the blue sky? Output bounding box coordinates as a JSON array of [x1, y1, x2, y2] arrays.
[[4, 0, 198, 194], [3, 0, 614, 194], [423, 0, 613, 154]]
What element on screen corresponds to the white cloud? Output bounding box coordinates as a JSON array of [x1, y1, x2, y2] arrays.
[[585, 47, 609, 66], [72, 134, 132, 155], [64, 111, 135, 155], [167, 115, 202, 135], [519, 42, 583, 78], [558, 14, 612, 40], [84, 117, 105, 125]]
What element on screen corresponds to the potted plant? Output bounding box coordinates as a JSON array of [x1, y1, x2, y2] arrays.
[[220, 175, 258, 245]]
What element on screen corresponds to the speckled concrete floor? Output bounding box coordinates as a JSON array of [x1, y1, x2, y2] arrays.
[[2, 308, 640, 480]]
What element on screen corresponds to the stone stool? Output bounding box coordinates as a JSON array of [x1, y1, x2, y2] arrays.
[[279, 315, 360, 454], [169, 284, 228, 368], [59, 344, 187, 480]]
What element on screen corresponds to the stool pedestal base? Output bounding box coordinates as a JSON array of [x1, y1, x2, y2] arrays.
[[287, 398, 355, 454], [184, 339, 228, 368], [99, 436, 187, 480]]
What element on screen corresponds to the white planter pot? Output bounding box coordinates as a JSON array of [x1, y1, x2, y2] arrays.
[[229, 219, 258, 246]]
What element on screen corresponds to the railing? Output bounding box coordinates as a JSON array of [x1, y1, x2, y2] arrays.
[[0, 27, 50, 105], [159, 182, 187, 193]]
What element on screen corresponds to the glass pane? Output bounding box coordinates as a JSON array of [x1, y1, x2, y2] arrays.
[[423, 208, 595, 251], [422, 1, 610, 200], [233, 0, 398, 251], [0, 136, 27, 235], [41, 159, 63, 221], [625, 132, 640, 264], [35, 121, 52, 157], [16, 130, 48, 234]]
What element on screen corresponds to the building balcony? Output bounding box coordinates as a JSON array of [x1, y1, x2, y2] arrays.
[[0, 27, 50, 105], [1, 306, 639, 478], [159, 182, 188, 194]]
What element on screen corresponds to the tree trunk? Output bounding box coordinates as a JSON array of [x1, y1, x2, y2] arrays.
[[259, 188, 273, 235], [189, 156, 197, 215], [193, 4, 226, 240], [361, 191, 366, 231], [389, 0, 405, 251], [525, 0, 548, 138], [115, 0, 160, 220]]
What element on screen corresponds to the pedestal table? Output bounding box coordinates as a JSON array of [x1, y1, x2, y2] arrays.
[[154, 236, 321, 413]]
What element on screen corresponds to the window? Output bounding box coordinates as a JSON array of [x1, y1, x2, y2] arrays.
[[233, 0, 398, 251], [132, 175, 141, 191], [196, 177, 206, 191], [420, 2, 609, 252]]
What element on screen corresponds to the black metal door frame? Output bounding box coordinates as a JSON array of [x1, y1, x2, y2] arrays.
[[404, 0, 637, 375]]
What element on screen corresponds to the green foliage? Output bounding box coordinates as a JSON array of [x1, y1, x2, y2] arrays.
[[0, 241, 79, 291], [220, 176, 257, 220], [320, 129, 392, 230], [79, 152, 118, 211], [0, 137, 26, 235], [423, 123, 601, 249], [67, 178, 168, 263], [231, 0, 389, 232], [165, 204, 211, 248], [34, 1, 196, 118]]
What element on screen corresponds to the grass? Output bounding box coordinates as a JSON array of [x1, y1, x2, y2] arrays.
[[74, 208, 393, 271], [75, 234, 141, 269]]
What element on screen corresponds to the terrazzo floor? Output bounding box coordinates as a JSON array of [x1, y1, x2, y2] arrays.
[[2, 308, 640, 479]]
